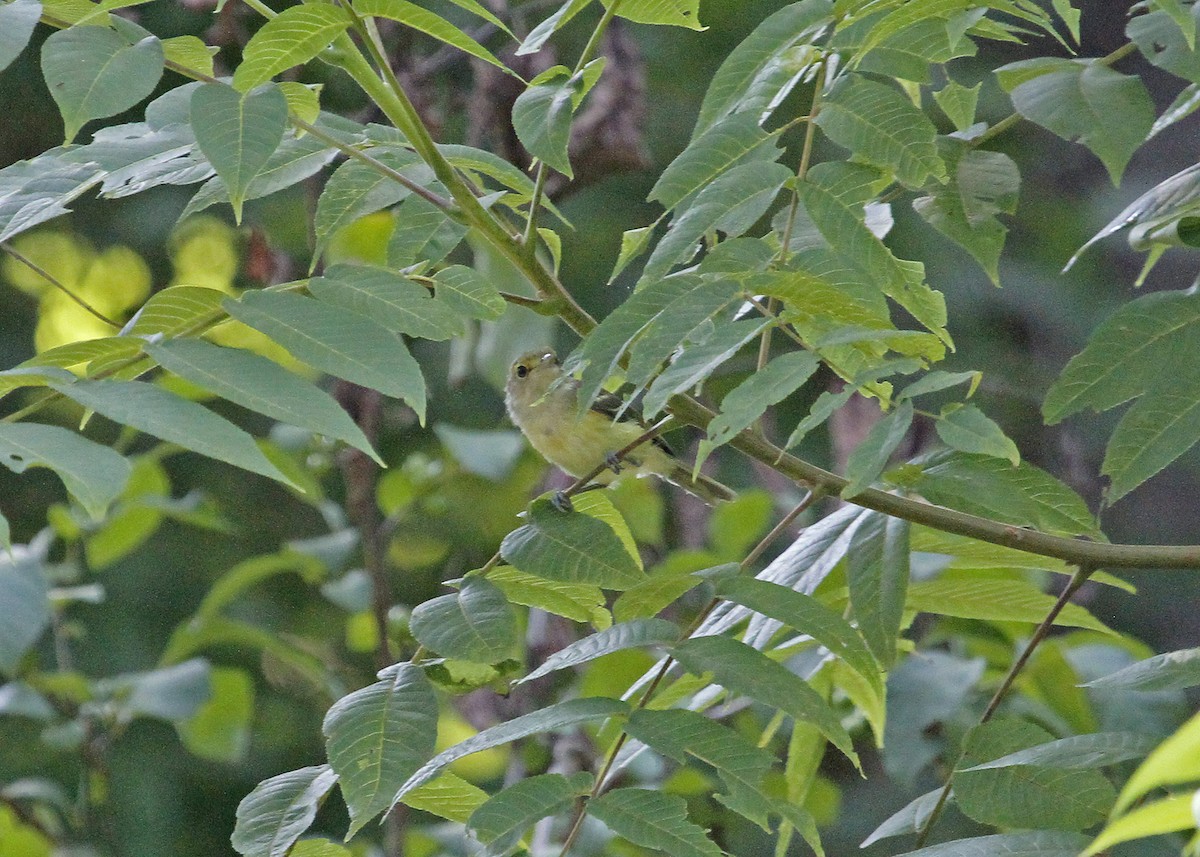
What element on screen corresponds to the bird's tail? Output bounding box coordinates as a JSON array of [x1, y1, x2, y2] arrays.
[[664, 462, 737, 505]]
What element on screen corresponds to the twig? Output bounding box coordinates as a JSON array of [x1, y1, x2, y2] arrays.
[[912, 563, 1097, 847]]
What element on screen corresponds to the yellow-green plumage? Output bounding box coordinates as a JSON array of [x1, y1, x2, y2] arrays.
[[505, 349, 734, 504]]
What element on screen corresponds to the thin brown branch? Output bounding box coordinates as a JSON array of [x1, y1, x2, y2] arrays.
[[912, 563, 1096, 847]]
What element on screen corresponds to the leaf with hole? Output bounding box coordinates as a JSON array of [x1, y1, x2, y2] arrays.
[[0, 422, 131, 519]]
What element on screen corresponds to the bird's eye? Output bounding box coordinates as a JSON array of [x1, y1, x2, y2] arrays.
[[516, 364, 529, 379]]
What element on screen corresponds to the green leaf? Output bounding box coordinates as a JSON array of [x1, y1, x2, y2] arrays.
[[816, 74, 944, 188], [671, 634, 858, 767], [612, 564, 714, 623], [955, 719, 1115, 831], [223, 291, 427, 423], [610, 223, 656, 282], [906, 574, 1113, 634], [910, 451, 1101, 538], [144, 338, 382, 463], [698, 350, 819, 469], [100, 658, 211, 723], [912, 141, 1019, 285], [48, 379, 297, 488], [194, 551, 325, 623], [182, 127, 340, 218], [1129, 5, 1200, 82], [517, 0, 592, 56], [161, 34, 216, 78], [410, 576, 518, 664], [41, 25, 163, 142], [861, 787, 943, 848], [1102, 378, 1200, 502], [897, 370, 981, 401], [323, 664, 438, 836], [607, 0, 701, 29], [1045, 290, 1200, 416], [846, 512, 909, 667], [1115, 709, 1200, 814], [959, 732, 1160, 772], [623, 278, 744, 391], [511, 67, 578, 176], [1085, 793, 1195, 857], [432, 265, 506, 320], [0, 554, 50, 676], [642, 317, 771, 417], [518, 619, 679, 685], [178, 667, 255, 763], [0, 423, 131, 519], [799, 163, 949, 343], [841, 400, 913, 499], [895, 831, 1091, 857], [934, 80, 981, 131], [718, 577, 881, 695], [128, 286, 226, 337], [935, 404, 1019, 464], [624, 708, 778, 828], [0, 0, 41, 73], [589, 789, 722, 857], [309, 264, 463, 341], [440, 0, 514, 37], [568, 491, 641, 568], [568, 273, 726, 408], [386, 193, 468, 266], [468, 772, 593, 854], [500, 498, 644, 590], [488, 565, 607, 625], [354, 0, 512, 74], [289, 841, 351, 857], [398, 772, 488, 823], [0, 161, 103, 243], [190, 83, 288, 222], [1082, 647, 1200, 692], [785, 387, 855, 449], [311, 148, 424, 262], [1001, 59, 1154, 184], [231, 765, 338, 857], [641, 161, 791, 283], [231, 4, 350, 92], [650, 114, 778, 213], [694, 1, 832, 137], [393, 697, 629, 802]]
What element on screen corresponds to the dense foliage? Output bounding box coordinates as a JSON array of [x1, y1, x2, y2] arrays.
[[3, 1, 1200, 855]]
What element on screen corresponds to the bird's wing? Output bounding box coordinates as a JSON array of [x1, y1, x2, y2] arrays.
[[590, 390, 674, 456]]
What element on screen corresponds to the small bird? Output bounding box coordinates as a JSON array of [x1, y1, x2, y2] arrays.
[[505, 349, 735, 505]]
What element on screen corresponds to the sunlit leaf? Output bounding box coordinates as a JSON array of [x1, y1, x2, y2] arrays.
[[232, 5, 349, 92]]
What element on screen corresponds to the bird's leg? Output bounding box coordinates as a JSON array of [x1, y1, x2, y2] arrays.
[[604, 452, 624, 474]]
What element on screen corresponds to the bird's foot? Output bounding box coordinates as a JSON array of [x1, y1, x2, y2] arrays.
[[551, 491, 575, 513]]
